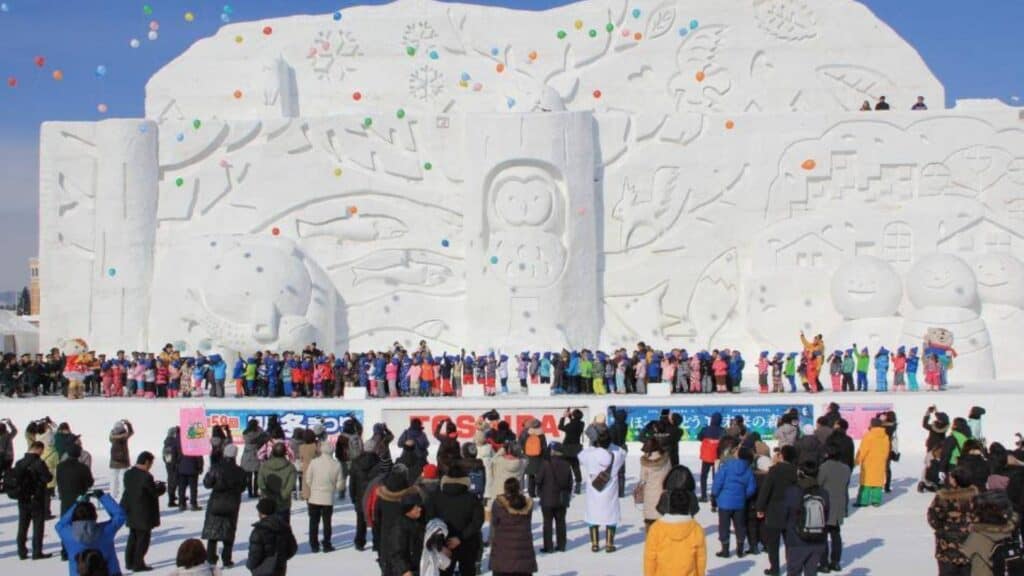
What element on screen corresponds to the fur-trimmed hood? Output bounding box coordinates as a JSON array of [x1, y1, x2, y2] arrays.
[[495, 494, 533, 515], [377, 484, 419, 503], [936, 485, 979, 503]]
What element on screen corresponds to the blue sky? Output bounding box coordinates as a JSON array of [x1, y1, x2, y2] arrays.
[[0, 0, 1022, 292]]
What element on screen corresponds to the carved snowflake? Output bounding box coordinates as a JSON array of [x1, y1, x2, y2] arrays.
[[306, 30, 362, 82], [402, 21, 438, 51], [409, 65, 445, 102]]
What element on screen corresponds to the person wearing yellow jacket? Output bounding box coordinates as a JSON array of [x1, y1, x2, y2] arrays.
[[644, 489, 706, 576], [855, 419, 891, 507]]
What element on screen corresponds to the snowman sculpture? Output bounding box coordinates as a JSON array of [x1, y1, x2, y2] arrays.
[[827, 256, 904, 353], [972, 253, 1024, 379], [901, 253, 994, 380]]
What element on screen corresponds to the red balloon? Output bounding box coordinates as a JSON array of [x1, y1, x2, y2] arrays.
[[34, 56, 45, 68], [6, 77, 16, 88], [262, 26, 273, 35]]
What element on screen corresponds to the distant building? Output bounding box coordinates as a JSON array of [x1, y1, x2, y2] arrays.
[[29, 257, 39, 316]]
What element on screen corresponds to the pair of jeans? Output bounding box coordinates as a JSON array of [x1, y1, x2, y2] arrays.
[[16, 500, 45, 557], [125, 528, 152, 569], [308, 503, 333, 549], [541, 506, 567, 551], [856, 372, 868, 391], [764, 525, 783, 573], [717, 508, 747, 552], [786, 545, 825, 576]]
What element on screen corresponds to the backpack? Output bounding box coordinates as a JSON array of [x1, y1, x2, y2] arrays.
[[5, 460, 27, 500], [525, 435, 542, 458], [992, 537, 1024, 576], [467, 466, 485, 497], [797, 487, 828, 543]]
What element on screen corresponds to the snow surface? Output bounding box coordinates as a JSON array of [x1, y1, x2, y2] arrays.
[[1, 387, 1016, 575]]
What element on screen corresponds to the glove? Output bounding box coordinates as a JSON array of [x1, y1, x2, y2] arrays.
[[91, 489, 104, 499]]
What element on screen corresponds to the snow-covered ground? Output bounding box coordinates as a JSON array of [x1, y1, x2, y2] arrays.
[[1, 387, 1017, 575]]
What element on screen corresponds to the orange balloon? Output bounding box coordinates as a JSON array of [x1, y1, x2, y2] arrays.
[[52, 70, 64, 81], [695, 70, 705, 82], [495, 63, 505, 73], [725, 120, 735, 130], [633, 32, 642, 41], [802, 159, 817, 171], [348, 206, 358, 215], [528, 50, 538, 61], [233, 89, 243, 99]]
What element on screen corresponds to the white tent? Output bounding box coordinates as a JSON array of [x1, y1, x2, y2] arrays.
[[0, 310, 39, 355]]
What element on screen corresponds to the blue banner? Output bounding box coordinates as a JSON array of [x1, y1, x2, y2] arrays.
[[610, 404, 814, 442], [204, 408, 364, 441]]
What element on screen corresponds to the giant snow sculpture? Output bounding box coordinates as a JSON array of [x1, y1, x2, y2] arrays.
[[39, 0, 1024, 379]]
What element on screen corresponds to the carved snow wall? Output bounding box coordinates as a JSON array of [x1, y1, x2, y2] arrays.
[[39, 1, 1024, 381]]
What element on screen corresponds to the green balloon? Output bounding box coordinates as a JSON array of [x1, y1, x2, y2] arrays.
[[143, 5, 153, 16], [175, 177, 184, 187], [557, 30, 567, 39], [396, 109, 406, 119], [606, 22, 614, 32], [406, 46, 416, 56], [192, 119, 201, 129]]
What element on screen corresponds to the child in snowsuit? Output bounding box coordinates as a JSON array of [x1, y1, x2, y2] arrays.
[[853, 347, 870, 392], [770, 353, 784, 393], [828, 351, 843, 392], [906, 348, 920, 392], [757, 352, 770, 393], [892, 347, 907, 391], [874, 348, 890, 392], [783, 353, 797, 393]]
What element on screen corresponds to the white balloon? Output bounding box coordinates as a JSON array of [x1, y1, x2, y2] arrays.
[[129, 38, 141, 49], [148, 30, 159, 41]]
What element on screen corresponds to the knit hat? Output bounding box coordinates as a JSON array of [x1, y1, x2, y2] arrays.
[[223, 444, 238, 459], [401, 492, 423, 514], [421, 464, 439, 480], [384, 470, 411, 493], [256, 499, 277, 516]]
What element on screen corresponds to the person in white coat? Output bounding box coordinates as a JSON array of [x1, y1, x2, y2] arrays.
[[578, 429, 626, 553], [302, 443, 345, 553]]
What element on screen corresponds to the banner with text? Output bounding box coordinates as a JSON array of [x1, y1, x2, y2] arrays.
[[382, 406, 591, 445], [611, 404, 814, 442], [829, 403, 894, 439], [195, 408, 364, 444]]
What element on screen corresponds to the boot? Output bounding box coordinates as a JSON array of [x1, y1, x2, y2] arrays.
[[589, 526, 600, 552], [605, 526, 617, 553], [574, 482, 582, 495], [715, 543, 730, 558]]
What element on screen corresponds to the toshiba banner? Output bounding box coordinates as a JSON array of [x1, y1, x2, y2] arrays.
[[382, 407, 590, 445]]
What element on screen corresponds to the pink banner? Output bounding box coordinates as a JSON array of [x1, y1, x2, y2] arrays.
[[830, 403, 894, 439], [179, 407, 211, 456]]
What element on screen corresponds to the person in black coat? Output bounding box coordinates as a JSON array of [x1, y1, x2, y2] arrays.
[[56, 443, 94, 560], [178, 453, 204, 512], [246, 499, 298, 576], [374, 468, 421, 572], [534, 442, 574, 553], [162, 427, 181, 508], [755, 445, 798, 576], [202, 444, 247, 567], [424, 464, 483, 576], [13, 441, 53, 560], [382, 493, 425, 576], [829, 420, 856, 470], [351, 424, 394, 552], [609, 407, 630, 498], [121, 451, 166, 572], [557, 409, 584, 493]]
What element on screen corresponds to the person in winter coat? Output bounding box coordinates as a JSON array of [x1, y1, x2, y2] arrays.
[[258, 442, 297, 525], [855, 419, 890, 507], [246, 499, 298, 576], [488, 442, 527, 504], [558, 409, 585, 494], [941, 418, 973, 478], [956, 440, 991, 493], [420, 518, 452, 576], [775, 414, 799, 449], [756, 445, 799, 576], [927, 467, 978, 576], [354, 424, 395, 552], [578, 430, 626, 553], [782, 459, 830, 576], [170, 538, 222, 576], [640, 439, 671, 528], [920, 407, 950, 492], [14, 441, 55, 560], [520, 419, 546, 498], [697, 413, 724, 503], [489, 477, 537, 575], [399, 418, 431, 462], [241, 419, 268, 498], [108, 420, 133, 501], [829, 420, 856, 470], [425, 465, 484, 576], [56, 443, 94, 560], [121, 451, 166, 572], [962, 492, 1021, 576], [643, 489, 706, 576], [375, 468, 422, 569], [817, 438, 851, 573], [382, 493, 425, 576], [56, 491, 125, 576], [609, 407, 630, 498], [303, 443, 344, 553], [202, 444, 247, 567], [795, 425, 824, 466], [712, 447, 757, 558], [163, 427, 181, 508], [535, 442, 573, 553], [178, 452, 204, 512]]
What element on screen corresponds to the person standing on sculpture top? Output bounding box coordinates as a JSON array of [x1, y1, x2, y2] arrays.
[[875, 96, 891, 110]]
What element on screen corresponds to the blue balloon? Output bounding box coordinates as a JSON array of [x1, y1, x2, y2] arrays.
[[333, 11, 342, 21], [222, 4, 233, 14], [220, 13, 231, 23], [690, 19, 699, 30], [176, 133, 185, 142], [506, 97, 516, 108], [460, 72, 471, 82], [0, 3, 9, 13], [631, 8, 641, 18], [678, 27, 688, 37], [95, 65, 107, 78]]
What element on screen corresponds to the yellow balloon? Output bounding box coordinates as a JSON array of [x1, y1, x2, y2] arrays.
[[184, 11, 195, 22], [574, 19, 583, 30]]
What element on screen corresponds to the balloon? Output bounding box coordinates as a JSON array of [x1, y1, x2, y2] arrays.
[[129, 38, 141, 48], [678, 27, 688, 36], [695, 70, 705, 82], [588, 29, 597, 38], [97, 103, 108, 113], [107, 268, 117, 278], [460, 72, 470, 82], [175, 177, 185, 187], [528, 50, 538, 61], [490, 47, 499, 56], [429, 50, 438, 60], [347, 206, 358, 215], [52, 70, 63, 81], [423, 162, 433, 171], [262, 26, 273, 35], [0, 3, 9, 13], [506, 97, 516, 108], [802, 159, 817, 171], [138, 123, 148, 133], [192, 119, 201, 129], [148, 30, 158, 41], [234, 35, 243, 44], [333, 11, 342, 21], [142, 4, 152, 16], [690, 19, 699, 29], [574, 19, 583, 30], [396, 108, 406, 119], [632, 8, 642, 18], [406, 46, 416, 56], [333, 167, 342, 177], [271, 227, 280, 236], [233, 89, 243, 99], [33, 55, 45, 68], [149, 20, 159, 31], [175, 132, 184, 142], [634, 32, 642, 40], [352, 91, 362, 101], [557, 30, 566, 39], [441, 239, 450, 248], [184, 11, 195, 22], [489, 256, 499, 265], [606, 23, 614, 32], [223, 5, 233, 15], [220, 13, 230, 23], [95, 65, 107, 78], [725, 120, 735, 130], [592, 89, 602, 99], [6, 77, 16, 88], [495, 63, 505, 73], [362, 117, 372, 128]]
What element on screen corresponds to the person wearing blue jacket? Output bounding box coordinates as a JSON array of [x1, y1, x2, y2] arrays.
[[906, 347, 920, 392], [728, 351, 745, 393], [566, 351, 580, 394], [874, 347, 890, 392], [232, 357, 245, 398], [265, 355, 280, 398], [56, 491, 126, 576], [712, 448, 757, 558], [209, 355, 227, 398]]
